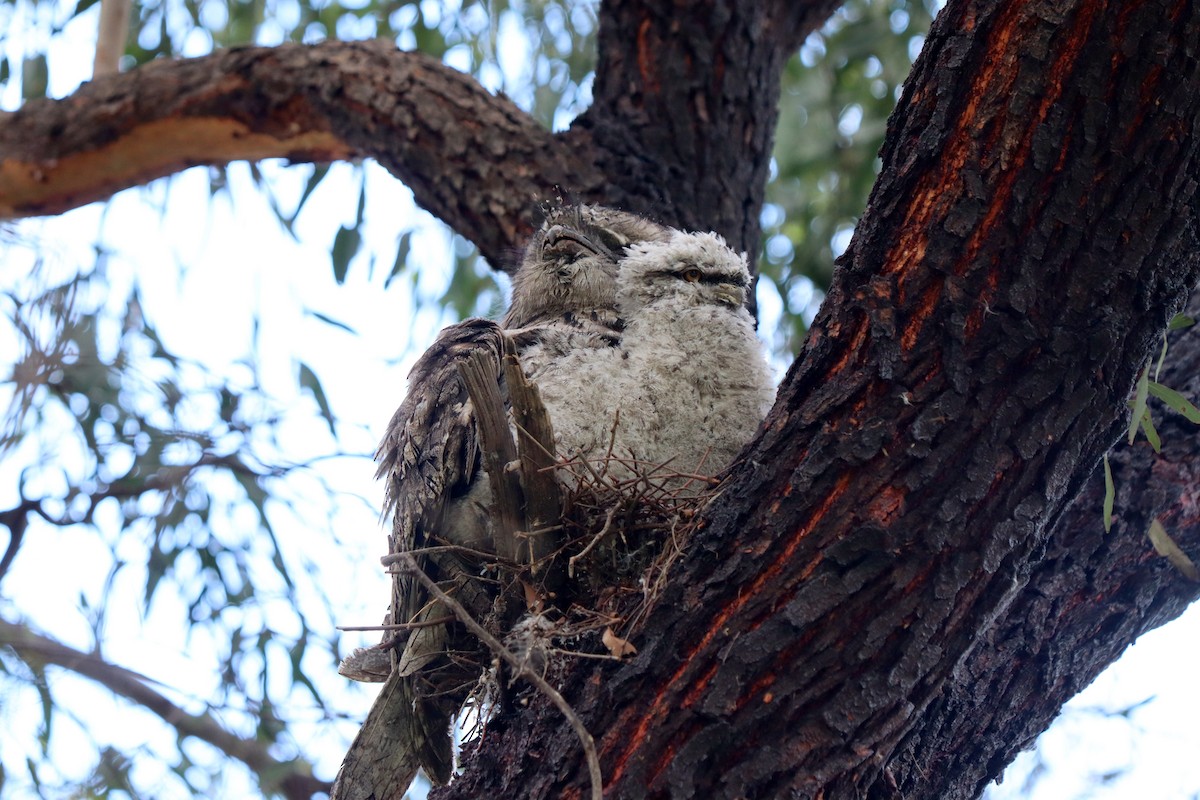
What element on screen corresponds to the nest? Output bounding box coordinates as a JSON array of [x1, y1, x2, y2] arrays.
[[552, 451, 714, 622]]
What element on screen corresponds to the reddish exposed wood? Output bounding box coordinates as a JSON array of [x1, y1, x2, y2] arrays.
[[0, 118, 354, 218], [438, 0, 1200, 797], [0, 41, 590, 271]]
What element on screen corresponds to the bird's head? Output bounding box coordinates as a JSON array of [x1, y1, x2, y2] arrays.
[[504, 205, 671, 327], [617, 230, 751, 314]]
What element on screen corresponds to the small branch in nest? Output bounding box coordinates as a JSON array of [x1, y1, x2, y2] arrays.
[[568, 505, 619, 578], [395, 552, 603, 800], [337, 617, 455, 632], [383, 544, 511, 563]]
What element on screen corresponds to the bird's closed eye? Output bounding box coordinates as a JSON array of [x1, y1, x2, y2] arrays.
[[681, 267, 703, 282]]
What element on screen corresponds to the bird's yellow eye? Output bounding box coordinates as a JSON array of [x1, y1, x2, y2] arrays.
[[682, 267, 702, 282]]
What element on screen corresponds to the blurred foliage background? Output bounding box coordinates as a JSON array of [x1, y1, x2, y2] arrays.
[[4, 1, 1195, 798]]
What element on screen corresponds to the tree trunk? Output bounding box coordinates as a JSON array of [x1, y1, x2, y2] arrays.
[[438, 1, 1200, 798]]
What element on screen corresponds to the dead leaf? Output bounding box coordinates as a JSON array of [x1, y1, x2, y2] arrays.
[[602, 627, 637, 658], [1147, 519, 1200, 581], [522, 580, 544, 613]]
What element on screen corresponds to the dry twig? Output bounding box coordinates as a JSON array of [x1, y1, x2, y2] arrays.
[[396, 551, 604, 800]]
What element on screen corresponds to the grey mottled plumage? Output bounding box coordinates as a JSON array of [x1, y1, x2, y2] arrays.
[[611, 230, 775, 477], [525, 229, 775, 484], [330, 206, 670, 800]]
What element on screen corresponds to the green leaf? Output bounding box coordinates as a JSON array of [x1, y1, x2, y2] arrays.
[[292, 164, 330, 224], [331, 226, 361, 284], [1168, 313, 1196, 331], [21, 53, 48, 99], [306, 310, 357, 335], [298, 362, 336, 436], [1139, 409, 1161, 453], [1146, 381, 1200, 424], [1155, 331, 1168, 382], [385, 231, 413, 289], [70, 0, 104, 17], [1127, 362, 1150, 444], [354, 178, 367, 226], [1102, 454, 1114, 533], [1147, 519, 1200, 581]]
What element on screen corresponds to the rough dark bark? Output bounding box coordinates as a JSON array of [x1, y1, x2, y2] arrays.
[[570, 0, 841, 277], [887, 307, 1200, 798], [437, 0, 1200, 798]]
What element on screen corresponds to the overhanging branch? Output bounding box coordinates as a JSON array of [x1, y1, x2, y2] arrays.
[[0, 617, 330, 800], [0, 41, 596, 269]]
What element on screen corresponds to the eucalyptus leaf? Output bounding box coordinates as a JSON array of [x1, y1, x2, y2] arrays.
[[1128, 362, 1150, 445], [1102, 454, 1114, 533], [1147, 381, 1200, 424], [1139, 409, 1161, 453], [331, 226, 361, 285], [298, 362, 337, 436], [1147, 519, 1200, 581], [307, 310, 358, 335], [1168, 313, 1195, 331]]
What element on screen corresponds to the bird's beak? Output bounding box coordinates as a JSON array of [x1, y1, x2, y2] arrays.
[[715, 285, 744, 307]]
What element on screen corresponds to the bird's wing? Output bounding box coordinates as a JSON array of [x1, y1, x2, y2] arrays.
[[375, 317, 506, 558], [332, 318, 506, 798], [374, 316, 510, 674]]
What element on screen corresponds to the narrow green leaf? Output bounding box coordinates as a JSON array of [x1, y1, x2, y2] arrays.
[[70, 0, 103, 17], [1168, 313, 1196, 331], [1147, 380, 1200, 424], [306, 310, 357, 335], [385, 231, 413, 289], [1128, 362, 1150, 444], [21, 54, 48, 99], [218, 387, 239, 423], [331, 226, 360, 284], [1139, 409, 1161, 453], [1155, 331, 1168, 382], [298, 362, 336, 436], [1147, 519, 1200, 581], [33, 667, 52, 754], [1102, 454, 1114, 533], [354, 177, 367, 226], [292, 164, 330, 223]]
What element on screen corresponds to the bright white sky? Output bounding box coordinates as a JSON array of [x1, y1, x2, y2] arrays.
[[1, 3, 1200, 799]]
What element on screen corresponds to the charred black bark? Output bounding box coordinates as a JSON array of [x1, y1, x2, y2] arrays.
[[439, 1, 1200, 798], [569, 0, 840, 275]]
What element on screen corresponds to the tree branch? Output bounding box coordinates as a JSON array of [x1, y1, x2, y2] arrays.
[[575, 0, 839, 263], [884, 294, 1200, 798], [0, 617, 330, 800], [0, 41, 597, 269]]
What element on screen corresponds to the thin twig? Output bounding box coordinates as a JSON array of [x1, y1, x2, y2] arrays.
[[396, 552, 603, 800], [336, 617, 455, 632], [568, 505, 619, 578]]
